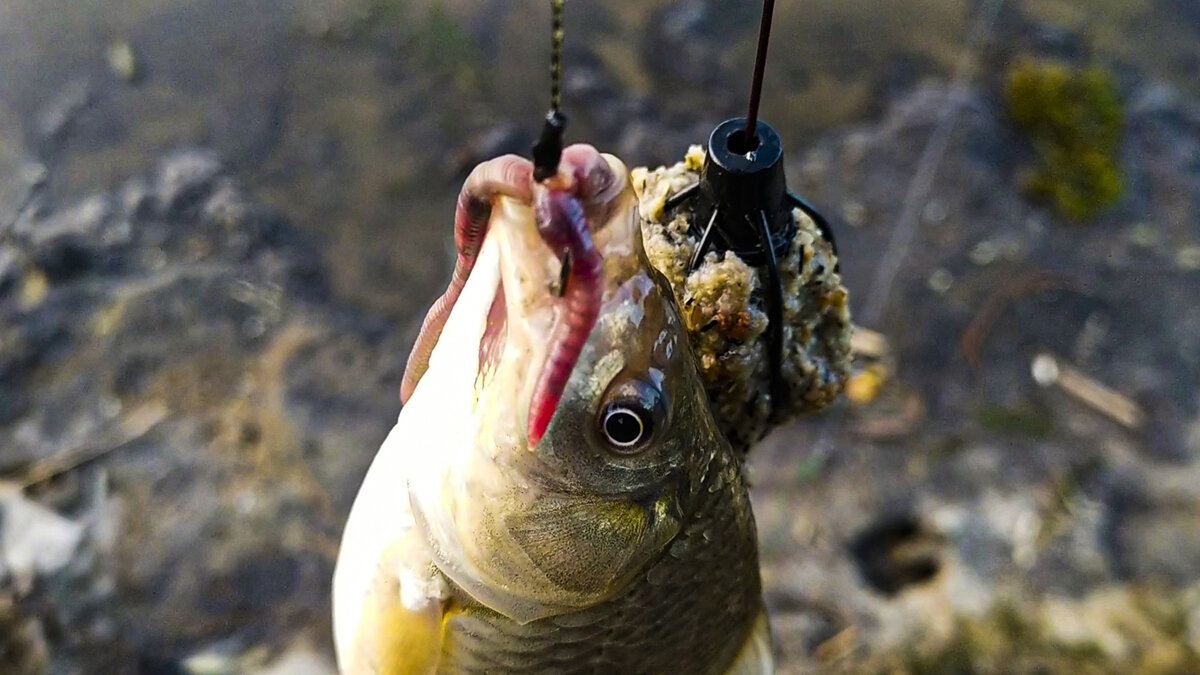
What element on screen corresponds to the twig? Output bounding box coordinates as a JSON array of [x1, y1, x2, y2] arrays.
[[12, 402, 168, 490], [850, 324, 891, 360], [959, 270, 1078, 370], [1031, 353, 1145, 429], [860, 0, 1007, 327]]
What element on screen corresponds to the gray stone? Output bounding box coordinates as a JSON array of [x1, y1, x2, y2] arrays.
[[251, 646, 336, 675], [1129, 82, 1181, 117], [202, 179, 250, 227], [0, 107, 44, 234], [0, 247, 21, 293], [35, 79, 92, 143], [14, 195, 111, 246], [155, 149, 224, 215], [119, 176, 153, 219], [1109, 500, 1200, 583], [0, 489, 86, 593]]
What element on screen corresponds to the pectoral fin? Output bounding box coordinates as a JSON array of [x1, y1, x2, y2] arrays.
[[344, 570, 444, 675]]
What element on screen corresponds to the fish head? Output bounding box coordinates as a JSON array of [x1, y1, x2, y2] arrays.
[[406, 147, 723, 622]]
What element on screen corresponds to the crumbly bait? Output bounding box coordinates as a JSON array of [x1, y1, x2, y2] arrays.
[[633, 145, 853, 452]]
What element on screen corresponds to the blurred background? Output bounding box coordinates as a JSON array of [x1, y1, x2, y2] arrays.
[[1, 0, 1198, 673]]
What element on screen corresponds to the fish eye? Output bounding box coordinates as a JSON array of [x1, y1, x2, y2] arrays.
[[602, 404, 650, 450], [597, 378, 665, 454]]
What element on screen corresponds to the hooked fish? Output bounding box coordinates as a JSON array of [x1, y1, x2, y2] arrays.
[[332, 145, 772, 674]]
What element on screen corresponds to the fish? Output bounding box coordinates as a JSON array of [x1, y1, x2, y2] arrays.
[[332, 145, 772, 674]]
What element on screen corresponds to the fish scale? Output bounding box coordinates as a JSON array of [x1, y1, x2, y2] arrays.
[[436, 449, 760, 674]]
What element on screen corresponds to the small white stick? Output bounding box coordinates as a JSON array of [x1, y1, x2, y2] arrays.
[[1031, 352, 1145, 429]]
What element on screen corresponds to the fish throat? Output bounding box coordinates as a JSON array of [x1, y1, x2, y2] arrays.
[[472, 190, 606, 446]]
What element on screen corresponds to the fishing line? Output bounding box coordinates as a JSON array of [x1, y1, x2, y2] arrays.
[[533, 0, 568, 182], [550, 0, 564, 114], [742, 0, 776, 147]]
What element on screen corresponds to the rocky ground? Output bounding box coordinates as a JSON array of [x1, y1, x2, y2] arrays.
[[1, 1, 1198, 674], [754, 76, 1200, 672], [0, 146, 407, 673]]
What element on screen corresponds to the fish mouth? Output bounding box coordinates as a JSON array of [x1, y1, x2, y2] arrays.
[[472, 151, 633, 448]]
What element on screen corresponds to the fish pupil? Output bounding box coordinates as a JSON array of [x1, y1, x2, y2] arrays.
[[604, 408, 644, 448]]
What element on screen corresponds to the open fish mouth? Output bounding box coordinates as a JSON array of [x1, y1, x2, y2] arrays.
[[400, 145, 628, 448]]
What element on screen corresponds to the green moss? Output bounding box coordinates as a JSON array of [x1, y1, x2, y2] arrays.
[[1004, 57, 1125, 221], [975, 402, 1054, 438]]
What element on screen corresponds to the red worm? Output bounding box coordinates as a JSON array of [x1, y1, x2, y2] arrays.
[[400, 155, 533, 404], [527, 189, 605, 447]]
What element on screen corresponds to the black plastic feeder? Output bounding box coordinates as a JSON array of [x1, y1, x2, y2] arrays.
[[662, 116, 838, 421]]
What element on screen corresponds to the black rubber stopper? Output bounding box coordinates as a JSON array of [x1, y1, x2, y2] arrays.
[[532, 110, 568, 182], [691, 117, 794, 265]]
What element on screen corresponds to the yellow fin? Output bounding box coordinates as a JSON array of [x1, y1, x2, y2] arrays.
[[345, 572, 444, 675]]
